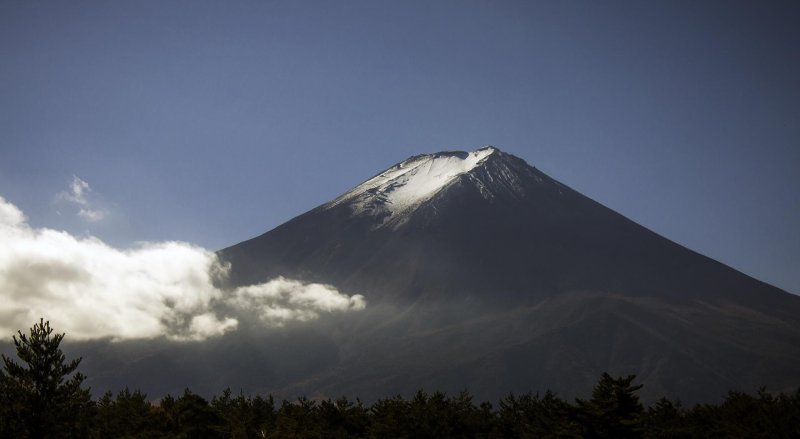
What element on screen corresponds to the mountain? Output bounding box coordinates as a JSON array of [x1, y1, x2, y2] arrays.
[[218, 146, 800, 403]]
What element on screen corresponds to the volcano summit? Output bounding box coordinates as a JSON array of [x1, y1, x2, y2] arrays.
[[216, 146, 800, 403]]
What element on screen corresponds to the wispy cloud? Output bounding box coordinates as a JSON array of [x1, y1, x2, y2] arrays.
[[57, 176, 107, 222], [58, 175, 91, 205], [233, 279, 366, 324], [78, 208, 106, 222], [0, 196, 365, 342]]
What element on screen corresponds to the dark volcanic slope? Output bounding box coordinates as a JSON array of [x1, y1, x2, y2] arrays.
[[218, 146, 800, 403]]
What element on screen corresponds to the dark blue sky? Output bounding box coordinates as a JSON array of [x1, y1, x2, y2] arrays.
[[1, 1, 798, 293]]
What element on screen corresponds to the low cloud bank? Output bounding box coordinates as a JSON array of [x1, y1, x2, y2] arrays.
[[0, 196, 365, 341]]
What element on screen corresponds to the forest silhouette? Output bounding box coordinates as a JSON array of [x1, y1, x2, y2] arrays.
[[1, 320, 798, 438]]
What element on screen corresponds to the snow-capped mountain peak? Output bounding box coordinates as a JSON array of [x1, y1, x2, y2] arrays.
[[219, 145, 800, 405], [327, 146, 497, 222]]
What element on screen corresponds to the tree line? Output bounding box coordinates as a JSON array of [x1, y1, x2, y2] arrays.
[[1, 320, 799, 438]]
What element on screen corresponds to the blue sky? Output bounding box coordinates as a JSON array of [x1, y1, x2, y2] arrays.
[[1, 1, 798, 294]]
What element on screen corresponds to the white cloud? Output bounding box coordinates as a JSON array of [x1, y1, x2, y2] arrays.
[[233, 278, 366, 324], [0, 199, 25, 227], [57, 176, 107, 222], [59, 176, 91, 205], [78, 208, 106, 222], [0, 196, 366, 342]]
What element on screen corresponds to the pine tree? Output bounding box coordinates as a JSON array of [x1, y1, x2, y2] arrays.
[[0, 319, 93, 439], [575, 373, 644, 439], [96, 387, 158, 438]]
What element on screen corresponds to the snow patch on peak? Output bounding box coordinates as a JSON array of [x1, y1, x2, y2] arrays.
[[328, 147, 496, 223]]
